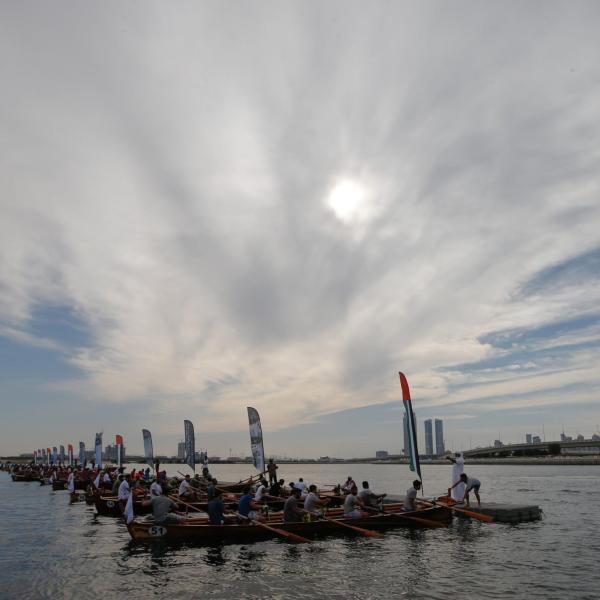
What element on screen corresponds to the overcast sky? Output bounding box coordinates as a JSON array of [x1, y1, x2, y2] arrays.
[[1, 2, 599, 458]]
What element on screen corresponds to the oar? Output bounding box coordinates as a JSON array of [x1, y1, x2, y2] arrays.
[[301, 509, 384, 538], [168, 495, 205, 514], [233, 512, 312, 544], [365, 506, 447, 528], [423, 498, 494, 523]]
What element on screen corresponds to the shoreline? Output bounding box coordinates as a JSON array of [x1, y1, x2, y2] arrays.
[[3, 457, 600, 466]]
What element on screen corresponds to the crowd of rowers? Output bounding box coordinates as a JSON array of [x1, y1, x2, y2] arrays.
[[137, 471, 437, 527], [6, 455, 483, 527]]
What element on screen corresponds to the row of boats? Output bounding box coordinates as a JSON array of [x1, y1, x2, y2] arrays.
[[2, 462, 481, 544]]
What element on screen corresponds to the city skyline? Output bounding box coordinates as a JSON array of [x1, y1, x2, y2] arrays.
[[1, 3, 600, 457]]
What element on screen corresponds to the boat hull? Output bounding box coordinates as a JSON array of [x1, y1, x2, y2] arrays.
[[127, 504, 452, 543]]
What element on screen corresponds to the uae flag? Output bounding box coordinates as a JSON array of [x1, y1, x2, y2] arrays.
[[399, 372, 422, 482]]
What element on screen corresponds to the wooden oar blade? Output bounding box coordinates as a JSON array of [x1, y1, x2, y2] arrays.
[[452, 506, 494, 523], [277, 529, 312, 543], [334, 520, 385, 538]]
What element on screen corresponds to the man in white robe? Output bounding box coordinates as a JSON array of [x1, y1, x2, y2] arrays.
[[446, 453, 465, 501]]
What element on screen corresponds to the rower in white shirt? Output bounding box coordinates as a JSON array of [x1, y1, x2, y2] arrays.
[[178, 474, 194, 499], [150, 480, 163, 496], [254, 479, 268, 502], [118, 475, 131, 500]]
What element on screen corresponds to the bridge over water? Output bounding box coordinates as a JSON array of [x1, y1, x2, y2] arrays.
[[463, 439, 600, 458]]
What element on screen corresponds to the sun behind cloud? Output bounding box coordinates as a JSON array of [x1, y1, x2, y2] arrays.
[[326, 179, 371, 224]]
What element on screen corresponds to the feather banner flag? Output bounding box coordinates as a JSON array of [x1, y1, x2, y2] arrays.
[[142, 429, 154, 469], [68, 444, 74, 466], [184, 420, 196, 473], [247, 407, 265, 473], [78, 442, 85, 466], [399, 372, 422, 482]]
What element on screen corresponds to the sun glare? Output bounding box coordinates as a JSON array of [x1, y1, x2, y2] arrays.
[[326, 179, 369, 224]]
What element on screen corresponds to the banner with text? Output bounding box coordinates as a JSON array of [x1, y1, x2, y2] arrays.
[[184, 420, 195, 473], [142, 429, 154, 469], [247, 407, 265, 473]]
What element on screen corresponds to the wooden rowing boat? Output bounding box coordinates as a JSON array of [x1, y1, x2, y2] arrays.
[[127, 503, 452, 543]]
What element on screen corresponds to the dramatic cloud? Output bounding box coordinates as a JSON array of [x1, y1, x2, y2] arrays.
[[1, 2, 599, 454]]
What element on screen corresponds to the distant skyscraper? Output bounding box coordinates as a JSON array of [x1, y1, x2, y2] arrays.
[[424, 419, 433, 457], [526, 433, 532, 444], [435, 419, 444, 456], [177, 441, 185, 460]]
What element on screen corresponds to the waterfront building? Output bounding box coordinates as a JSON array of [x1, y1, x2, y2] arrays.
[[375, 450, 389, 459], [177, 442, 185, 460], [494, 440, 503, 448], [435, 419, 444, 456], [104, 444, 126, 462], [532, 435, 541, 443], [424, 419, 433, 457], [526, 433, 532, 444]]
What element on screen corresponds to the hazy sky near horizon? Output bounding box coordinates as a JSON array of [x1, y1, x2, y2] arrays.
[[1, 2, 600, 458]]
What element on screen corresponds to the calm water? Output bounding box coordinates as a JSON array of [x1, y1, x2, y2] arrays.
[[0, 463, 598, 600]]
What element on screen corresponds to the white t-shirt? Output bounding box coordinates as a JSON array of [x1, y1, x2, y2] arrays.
[[344, 493, 359, 514], [179, 480, 191, 496], [404, 487, 417, 510], [118, 479, 130, 500], [465, 477, 480, 491], [255, 484, 266, 501], [103, 473, 111, 483], [304, 492, 320, 513], [150, 482, 163, 496], [295, 481, 306, 492]]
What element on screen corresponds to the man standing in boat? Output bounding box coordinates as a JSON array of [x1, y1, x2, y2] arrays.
[[267, 458, 278, 485]]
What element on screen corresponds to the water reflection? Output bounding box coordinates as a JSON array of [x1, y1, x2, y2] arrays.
[[203, 544, 227, 567], [236, 546, 266, 573]]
